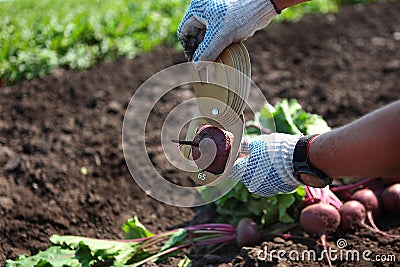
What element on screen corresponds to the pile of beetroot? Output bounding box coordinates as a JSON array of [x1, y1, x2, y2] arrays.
[[238, 178, 400, 242], [297, 178, 400, 266], [224, 178, 400, 267]]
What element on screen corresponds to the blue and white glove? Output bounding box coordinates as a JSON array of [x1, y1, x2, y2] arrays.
[[178, 0, 279, 62], [229, 133, 303, 196]]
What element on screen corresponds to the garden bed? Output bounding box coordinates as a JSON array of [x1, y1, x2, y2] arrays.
[[1, 2, 399, 266]]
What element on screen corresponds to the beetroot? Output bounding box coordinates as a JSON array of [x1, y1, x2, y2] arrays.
[[173, 125, 233, 174], [350, 189, 399, 238], [300, 203, 341, 235], [300, 202, 341, 267], [339, 200, 367, 231], [381, 183, 400, 214], [340, 200, 399, 238], [236, 218, 260, 247], [352, 188, 380, 218]]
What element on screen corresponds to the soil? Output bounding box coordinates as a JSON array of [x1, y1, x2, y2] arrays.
[[1, 2, 400, 266]]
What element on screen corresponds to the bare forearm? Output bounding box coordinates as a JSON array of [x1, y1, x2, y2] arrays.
[[309, 100, 400, 179], [272, 0, 310, 12]]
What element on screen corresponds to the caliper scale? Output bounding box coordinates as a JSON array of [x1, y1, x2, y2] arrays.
[[182, 42, 251, 185]]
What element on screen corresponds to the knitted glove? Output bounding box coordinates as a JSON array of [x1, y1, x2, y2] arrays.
[[178, 0, 279, 62], [229, 133, 303, 196]]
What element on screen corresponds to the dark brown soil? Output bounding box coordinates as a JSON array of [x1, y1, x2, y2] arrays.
[[1, 2, 399, 266]]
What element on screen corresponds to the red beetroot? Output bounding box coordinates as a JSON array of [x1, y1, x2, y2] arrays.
[[236, 218, 260, 247], [300, 203, 341, 235], [300, 202, 341, 267], [352, 188, 380, 218], [173, 125, 233, 174], [340, 200, 399, 238], [351, 189, 399, 238], [381, 183, 400, 214], [339, 200, 367, 231]]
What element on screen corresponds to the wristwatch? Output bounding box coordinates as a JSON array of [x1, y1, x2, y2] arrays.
[[292, 134, 332, 188]]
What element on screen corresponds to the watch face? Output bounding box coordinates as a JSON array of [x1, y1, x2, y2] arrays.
[[298, 173, 329, 188]]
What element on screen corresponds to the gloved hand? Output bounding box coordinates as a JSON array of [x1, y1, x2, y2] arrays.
[[229, 133, 303, 196], [178, 0, 279, 62]]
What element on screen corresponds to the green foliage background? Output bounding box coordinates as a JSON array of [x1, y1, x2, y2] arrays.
[[0, 0, 386, 84], [0, 0, 188, 83]]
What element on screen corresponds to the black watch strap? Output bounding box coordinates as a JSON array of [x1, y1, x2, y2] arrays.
[[293, 135, 332, 187], [293, 135, 318, 167]]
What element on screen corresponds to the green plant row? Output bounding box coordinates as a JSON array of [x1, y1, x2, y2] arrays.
[[0, 0, 188, 84], [0, 0, 381, 84]]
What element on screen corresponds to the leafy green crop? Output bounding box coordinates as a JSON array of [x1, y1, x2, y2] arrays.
[[255, 98, 331, 135], [0, 0, 380, 85], [5, 216, 152, 267], [274, 0, 339, 22], [206, 99, 331, 226], [273, 0, 387, 23], [0, 0, 189, 84], [6, 216, 239, 267]]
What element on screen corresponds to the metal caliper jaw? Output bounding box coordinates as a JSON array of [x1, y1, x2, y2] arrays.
[[182, 42, 251, 186]]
